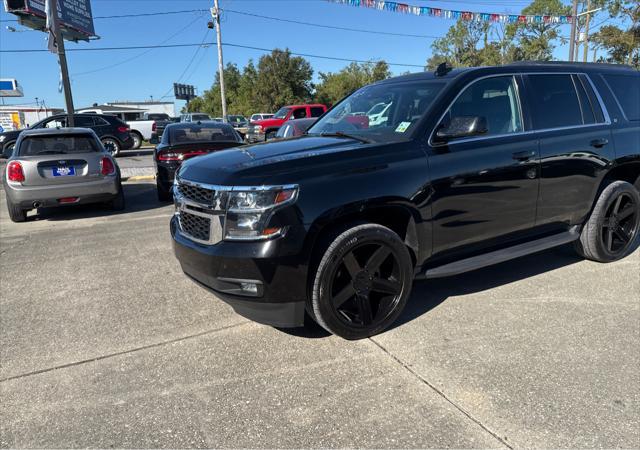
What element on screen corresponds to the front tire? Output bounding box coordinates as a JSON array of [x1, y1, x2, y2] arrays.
[[575, 180, 640, 262], [311, 224, 413, 340], [6, 196, 27, 222]]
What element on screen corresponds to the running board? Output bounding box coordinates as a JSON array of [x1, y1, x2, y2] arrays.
[[424, 227, 580, 279]]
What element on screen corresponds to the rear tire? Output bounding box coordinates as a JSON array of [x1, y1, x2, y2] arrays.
[[109, 183, 126, 211], [6, 196, 27, 222], [102, 138, 121, 157], [310, 223, 413, 340], [575, 180, 640, 262], [157, 178, 171, 202], [130, 132, 143, 150]]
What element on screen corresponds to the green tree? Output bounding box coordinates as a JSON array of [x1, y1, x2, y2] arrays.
[[186, 63, 242, 116], [253, 49, 314, 112], [314, 61, 391, 105], [508, 0, 572, 61], [592, 0, 639, 66], [426, 19, 495, 70]]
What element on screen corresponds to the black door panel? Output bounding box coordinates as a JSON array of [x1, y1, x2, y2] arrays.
[[428, 134, 540, 257]]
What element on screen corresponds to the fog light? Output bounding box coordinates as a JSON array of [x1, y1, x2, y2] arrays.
[[240, 282, 259, 295]]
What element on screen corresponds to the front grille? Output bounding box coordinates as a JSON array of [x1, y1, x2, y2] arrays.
[[178, 182, 215, 205], [179, 211, 211, 242]]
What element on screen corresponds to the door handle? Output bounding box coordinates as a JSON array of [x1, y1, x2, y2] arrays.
[[512, 150, 536, 161], [590, 138, 609, 148]]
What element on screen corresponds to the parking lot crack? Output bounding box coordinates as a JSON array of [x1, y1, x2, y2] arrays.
[[0, 321, 250, 383], [368, 337, 513, 449]]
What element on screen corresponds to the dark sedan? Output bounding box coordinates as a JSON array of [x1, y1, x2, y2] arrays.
[[153, 122, 244, 201]]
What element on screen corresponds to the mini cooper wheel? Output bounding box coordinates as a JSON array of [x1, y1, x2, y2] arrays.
[[6, 196, 27, 222], [311, 224, 413, 340], [575, 180, 640, 262]]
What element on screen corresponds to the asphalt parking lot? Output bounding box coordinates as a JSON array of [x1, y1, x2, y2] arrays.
[[0, 152, 638, 448]]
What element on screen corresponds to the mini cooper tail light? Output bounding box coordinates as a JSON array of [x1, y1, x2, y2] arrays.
[[100, 157, 116, 175], [7, 161, 25, 182]]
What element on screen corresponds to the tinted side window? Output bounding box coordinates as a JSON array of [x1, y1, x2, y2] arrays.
[[292, 108, 307, 119], [94, 117, 110, 126], [74, 116, 95, 127], [310, 107, 325, 118], [527, 74, 583, 129], [441, 75, 523, 138], [572, 76, 596, 125], [603, 74, 640, 121]]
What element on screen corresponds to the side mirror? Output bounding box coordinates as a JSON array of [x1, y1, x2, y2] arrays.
[[435, 116, 488, 142]]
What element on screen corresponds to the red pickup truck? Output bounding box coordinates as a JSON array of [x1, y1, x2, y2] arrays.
[[246, 103, 327, 142]]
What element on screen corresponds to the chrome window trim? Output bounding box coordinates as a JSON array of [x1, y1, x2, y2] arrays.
[[428, 72, 612, 148]]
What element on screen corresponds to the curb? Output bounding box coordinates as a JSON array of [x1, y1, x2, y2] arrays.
[[123, 175, 155, 182]]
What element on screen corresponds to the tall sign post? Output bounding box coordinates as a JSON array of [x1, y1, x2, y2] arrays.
[[212, 0, 227, 123], [568, 0, 579, 61], [48, 0, 75, 126]]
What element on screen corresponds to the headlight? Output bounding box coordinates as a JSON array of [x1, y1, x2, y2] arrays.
[[0, 135, 6, 143], [224, 186, 298, 240], [252, 125, 263, 133]]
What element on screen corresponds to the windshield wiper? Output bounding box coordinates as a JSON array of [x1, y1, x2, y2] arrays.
[[318, 132, 371, 144]]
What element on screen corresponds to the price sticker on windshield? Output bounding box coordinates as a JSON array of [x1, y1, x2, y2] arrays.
[[395, 122, 411, 133]]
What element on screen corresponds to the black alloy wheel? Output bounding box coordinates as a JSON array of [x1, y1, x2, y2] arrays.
[[600, 191, 638, 258], [576, 180, 640, 262], [311, 224, 413, 339]]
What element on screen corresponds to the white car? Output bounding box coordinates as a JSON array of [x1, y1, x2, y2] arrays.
[[250, 113, 274, 122], [367, 102, 392, 127]]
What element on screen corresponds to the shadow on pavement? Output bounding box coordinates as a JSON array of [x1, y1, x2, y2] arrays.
[[392, 243, 583, 330], [30, 182, 170, 222], [279, 244, 583, 339]]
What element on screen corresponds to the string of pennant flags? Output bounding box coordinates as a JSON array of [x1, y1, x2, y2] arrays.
[[328, 0, 574, 24]]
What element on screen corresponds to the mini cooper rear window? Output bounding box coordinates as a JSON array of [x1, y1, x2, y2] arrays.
[[18, 135, 101, 156]]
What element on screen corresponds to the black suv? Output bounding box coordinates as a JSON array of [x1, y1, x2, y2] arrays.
[[171, 62, 640, 339], [0, 113, 133, 157]]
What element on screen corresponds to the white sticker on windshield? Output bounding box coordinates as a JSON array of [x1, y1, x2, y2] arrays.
[[395, 122, 411, 133]]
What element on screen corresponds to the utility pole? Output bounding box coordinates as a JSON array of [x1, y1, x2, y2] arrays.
[[51, 0, 74, 127], [212, 0, 227, 123], [568, 0, 579, 61], [582, 0, 591, 63]]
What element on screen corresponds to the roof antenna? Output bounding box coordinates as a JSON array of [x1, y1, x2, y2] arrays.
[[435, 62, 453, 77]]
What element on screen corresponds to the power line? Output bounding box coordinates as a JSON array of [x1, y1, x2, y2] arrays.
[[0, 41, 425, 67], [71, 13, 207, 77]]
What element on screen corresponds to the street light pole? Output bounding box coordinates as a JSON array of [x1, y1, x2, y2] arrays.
[[582, 0, 592, 63], [568, 0, 579, 61], [212, 0, 227, 123], [51, 0, 74, 127]]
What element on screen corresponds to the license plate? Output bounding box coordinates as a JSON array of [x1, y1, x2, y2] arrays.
[[52, 166, 76, 177]]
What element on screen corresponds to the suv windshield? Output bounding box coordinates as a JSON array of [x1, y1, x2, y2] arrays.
[[307, 81, 445, 143], [168, 124, 241, 145], [19, 134, 100, 156], [273, 107, 291, 119]]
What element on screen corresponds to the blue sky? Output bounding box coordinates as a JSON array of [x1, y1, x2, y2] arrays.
[[0, 0, 618, 114]]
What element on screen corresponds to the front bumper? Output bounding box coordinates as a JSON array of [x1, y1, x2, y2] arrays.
[[6, 177, 119, 209], [171, 215, 307, 327], [245, 132, 266, 143]]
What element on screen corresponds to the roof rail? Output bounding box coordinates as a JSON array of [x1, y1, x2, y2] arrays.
[[506, 61, 635, 70]]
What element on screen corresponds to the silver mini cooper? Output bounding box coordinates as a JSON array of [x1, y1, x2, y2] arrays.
[[3, 127, 124, 222]]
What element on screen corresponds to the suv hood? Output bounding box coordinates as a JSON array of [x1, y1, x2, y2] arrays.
[[177, 136, 366, 186]]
